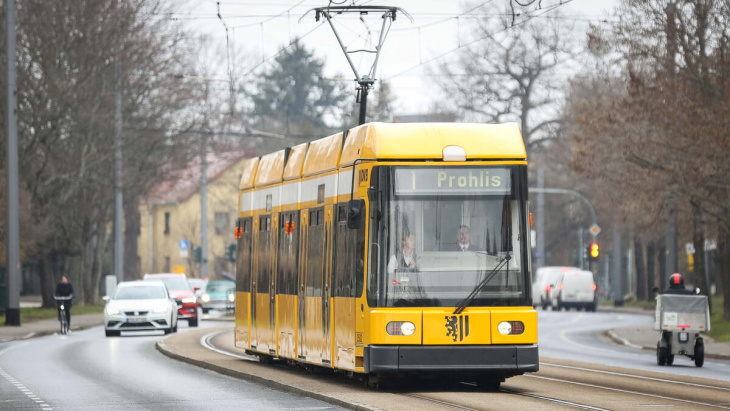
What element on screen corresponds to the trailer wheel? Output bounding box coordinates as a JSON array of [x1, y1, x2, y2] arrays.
[[694, 343, 704, 367], [656, 342, 667, 366]]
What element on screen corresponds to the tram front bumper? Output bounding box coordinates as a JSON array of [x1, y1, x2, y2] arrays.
[[364, 344, 539, 374]]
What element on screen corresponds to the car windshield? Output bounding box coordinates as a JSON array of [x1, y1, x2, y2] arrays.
[[114, 286, 167, 300], [207, 283, 234, 293], [368, 166, 530, 308], [147, 277, 191, 291]]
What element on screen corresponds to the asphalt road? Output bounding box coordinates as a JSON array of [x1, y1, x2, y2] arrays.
[[0, 319, 346, 411], [538, 309, 730, 381]]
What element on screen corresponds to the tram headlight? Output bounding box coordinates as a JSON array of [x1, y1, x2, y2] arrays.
[[498, 321, 525, 335], [386, 321, 416, 336], [497, 321, 512, 335]]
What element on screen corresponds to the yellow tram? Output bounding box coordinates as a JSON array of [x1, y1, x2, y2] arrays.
[[234, 122, 537, 388]]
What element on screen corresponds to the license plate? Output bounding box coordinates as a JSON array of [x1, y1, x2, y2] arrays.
[[126, 317, 146, 323]]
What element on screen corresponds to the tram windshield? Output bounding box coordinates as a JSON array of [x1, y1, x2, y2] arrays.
[[368, 166, 530, 308]]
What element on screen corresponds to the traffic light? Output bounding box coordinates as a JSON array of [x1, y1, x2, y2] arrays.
[[588, 242, 600, 260], [226, 243, 237, 263], [193, 246, 202, 263]]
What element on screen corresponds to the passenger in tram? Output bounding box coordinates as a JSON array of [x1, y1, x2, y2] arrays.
[[387, 234, 418, 272], [446, 225, 482, 252]]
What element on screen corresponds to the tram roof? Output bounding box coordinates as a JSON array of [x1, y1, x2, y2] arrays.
[[341, 122, 526, 164], [238, 157, 259, 190]]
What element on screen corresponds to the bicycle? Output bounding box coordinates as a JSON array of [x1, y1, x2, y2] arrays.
[[54, 295, 73, 335]]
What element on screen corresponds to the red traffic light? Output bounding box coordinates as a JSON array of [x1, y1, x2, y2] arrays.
[[589, 242, 600, 259]]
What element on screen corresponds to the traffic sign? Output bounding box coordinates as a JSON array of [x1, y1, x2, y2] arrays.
[[178, 239, 190, 251], [685, 242, 695, 255], [588, 224, 601, 237]]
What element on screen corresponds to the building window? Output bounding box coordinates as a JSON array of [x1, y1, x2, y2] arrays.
[[164, 212, 171, 235], [215, 212, 230, 235]]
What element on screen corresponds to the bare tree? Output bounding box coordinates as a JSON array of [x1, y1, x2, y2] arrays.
[[435, 13, 579, 153]]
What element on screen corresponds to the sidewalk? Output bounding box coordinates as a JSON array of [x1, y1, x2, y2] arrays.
[[600, 306, 730, 360], [0, 313, 104, 342]]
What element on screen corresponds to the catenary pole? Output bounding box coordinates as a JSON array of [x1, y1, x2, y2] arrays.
[[5, 0, 20, 325]]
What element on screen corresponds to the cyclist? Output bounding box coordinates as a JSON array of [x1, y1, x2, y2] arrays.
[[55, 276, 74, 329]]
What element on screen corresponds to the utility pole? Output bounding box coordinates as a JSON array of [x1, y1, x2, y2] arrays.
[[613, 227, 624, 306], [113, 58, 124, 284], [4, 0, 20, 326], [200, 132, 209, 279], [536, 169, 545, 269], [665, 196, 677, 285]]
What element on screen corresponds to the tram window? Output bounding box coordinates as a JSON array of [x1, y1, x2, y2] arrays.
[[306, 207, 324, 297], [236, 217, 253, 292], [257, 215, 272, 293], [334, 203, 351, 297], [338, 205, 347, 223], [277, 212, 299, 295]]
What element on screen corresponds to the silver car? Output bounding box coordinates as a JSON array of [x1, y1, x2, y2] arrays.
[[103, 281, 178, 337]]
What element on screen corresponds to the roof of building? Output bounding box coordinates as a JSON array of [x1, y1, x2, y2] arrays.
[[146, 150, 247, 206]]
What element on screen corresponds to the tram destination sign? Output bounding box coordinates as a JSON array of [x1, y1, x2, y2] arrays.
[[395, 167, 511, 196]]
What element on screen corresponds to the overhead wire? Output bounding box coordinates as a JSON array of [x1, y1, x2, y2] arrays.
[[388, 0, 575, 80]]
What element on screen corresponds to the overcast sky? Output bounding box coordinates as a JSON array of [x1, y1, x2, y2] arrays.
[[175, 0, 619, 114]]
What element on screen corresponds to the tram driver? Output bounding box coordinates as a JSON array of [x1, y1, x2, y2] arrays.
[[387, 234, 418, 272]]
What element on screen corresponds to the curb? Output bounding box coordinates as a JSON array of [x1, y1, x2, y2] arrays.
[[0, 321, 103, 342], [155, 338, 378, 411], [603, 330, 730, 361]]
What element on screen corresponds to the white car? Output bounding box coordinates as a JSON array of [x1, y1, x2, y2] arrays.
[[532, 266, 573, 310], [552, 269, 598, 311], [103, 281, 178, 337]]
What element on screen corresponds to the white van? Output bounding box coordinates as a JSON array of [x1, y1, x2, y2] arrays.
[[532, 267, 575, 310], [552, 269, 597, 311]]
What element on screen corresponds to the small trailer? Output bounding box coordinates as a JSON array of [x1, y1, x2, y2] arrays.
[[655, 294, 711, 367]]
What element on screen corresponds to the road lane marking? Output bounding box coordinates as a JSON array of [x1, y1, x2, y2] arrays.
[[0, 366, 53, 411], [199, 330, 257, 361], [540, 362, 730, 391], [526, 375, 730, 409]]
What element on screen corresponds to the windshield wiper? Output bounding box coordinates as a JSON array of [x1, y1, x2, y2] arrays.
[[453, 255, 510, 315]]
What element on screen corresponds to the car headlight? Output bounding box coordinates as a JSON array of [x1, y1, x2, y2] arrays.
[[227, 293, 235, 302], [152, 304, 168, 314], [181, 296, 197, 304], [106, 305, 121, 316], [201, 294, 210, 303]]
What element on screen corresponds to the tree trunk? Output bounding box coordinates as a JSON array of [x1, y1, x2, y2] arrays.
[[124, 196, 141, 280], [720, 226, 730, 321], [646, 242, 656, 300], [691, 200, 707, 297], [38, 251, 55, 309], [658, 244, 667, 291], [634, 236, 647, 300]]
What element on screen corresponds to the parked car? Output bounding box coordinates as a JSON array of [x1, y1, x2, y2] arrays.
[[143, 273, 200, 327], [200, 280, 235, 313], [532, 266, 573, 310], [103, 281, 178, 337], [552, 269, 598, 311]]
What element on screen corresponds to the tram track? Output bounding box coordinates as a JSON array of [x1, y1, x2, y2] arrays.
[[198, 328, 730, 410]]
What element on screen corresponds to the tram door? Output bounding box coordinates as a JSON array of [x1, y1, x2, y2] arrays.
[[297, 210, 309, 360], [299, 206, 333, 364], [253, 214, 276, 354], [322, 205, 334, 365]]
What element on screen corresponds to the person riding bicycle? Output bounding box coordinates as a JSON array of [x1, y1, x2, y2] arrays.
[[55, 276, 74, 328], [662, 273, 694, 295]]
